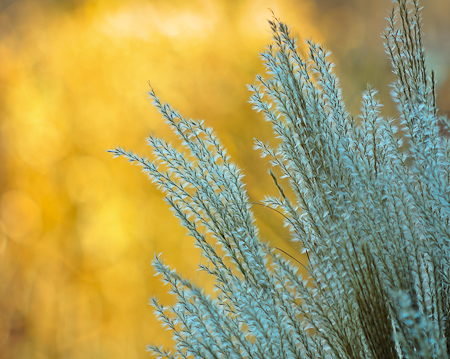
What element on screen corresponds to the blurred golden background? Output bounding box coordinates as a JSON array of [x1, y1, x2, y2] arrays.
[[0, 0, 448, 358]]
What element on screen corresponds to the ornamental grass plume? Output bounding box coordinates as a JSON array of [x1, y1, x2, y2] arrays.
[[110, 0, 450, 357]]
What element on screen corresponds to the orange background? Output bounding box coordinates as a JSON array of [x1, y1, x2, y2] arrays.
[[0, 0, 449, 358]]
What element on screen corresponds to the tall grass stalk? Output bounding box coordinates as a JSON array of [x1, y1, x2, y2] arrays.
[[110, 0, 450, 357]]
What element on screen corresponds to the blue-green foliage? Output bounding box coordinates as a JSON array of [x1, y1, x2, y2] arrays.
[[110, 0, 450, 357]]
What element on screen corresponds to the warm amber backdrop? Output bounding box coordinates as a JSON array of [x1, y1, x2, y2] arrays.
[[0, 0, 448, 358]]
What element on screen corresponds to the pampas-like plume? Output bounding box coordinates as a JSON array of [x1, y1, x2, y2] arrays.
[[110, 0, 450, 357]]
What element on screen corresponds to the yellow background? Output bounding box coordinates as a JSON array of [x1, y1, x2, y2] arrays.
[[0, 0, 448, 358]]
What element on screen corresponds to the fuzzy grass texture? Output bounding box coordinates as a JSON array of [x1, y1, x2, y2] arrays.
[[110, 0, 450, 357]]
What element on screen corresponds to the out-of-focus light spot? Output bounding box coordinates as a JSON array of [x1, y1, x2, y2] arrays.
[[76, 200, 129, 267], [2, 84, 69, 170], [100, 4, 218, 40], [156, 11, 216, 38], [0, 190, 42, 240], [63, 156, 111, 203]]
